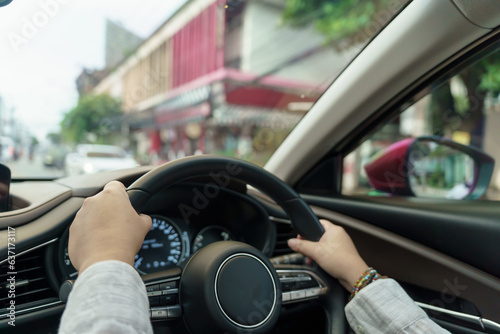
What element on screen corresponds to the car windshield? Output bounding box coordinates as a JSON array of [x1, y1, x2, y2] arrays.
[[0, 0, 409, 179]]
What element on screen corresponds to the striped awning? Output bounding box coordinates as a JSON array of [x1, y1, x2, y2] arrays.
[[212, 105, 303, 128]]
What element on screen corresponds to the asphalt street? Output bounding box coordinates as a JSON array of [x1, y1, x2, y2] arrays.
[[5, 156, 65, 179]]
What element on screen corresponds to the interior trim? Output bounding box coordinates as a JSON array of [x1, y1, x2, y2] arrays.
[[269, 216, 292, 224], [482, 319, 500, 331], [451, 0, 500, 29], [416, 301, 483, 325], [0, 182, 72, 228], [0, 238, 58, 265], [311, 206, 500, 322], [0, 301, 63, 320], [416, 302, 500, 331]]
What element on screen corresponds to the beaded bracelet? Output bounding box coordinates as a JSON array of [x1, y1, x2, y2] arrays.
[[348, 267, 379, 301]]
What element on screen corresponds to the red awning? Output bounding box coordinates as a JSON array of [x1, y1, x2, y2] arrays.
[[155, 103, 211, 127]]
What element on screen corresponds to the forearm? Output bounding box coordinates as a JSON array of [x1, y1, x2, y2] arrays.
[[59, 260, 153, 334]]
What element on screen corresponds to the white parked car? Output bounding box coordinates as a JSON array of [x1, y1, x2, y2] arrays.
[[65, 144, 139, 176]]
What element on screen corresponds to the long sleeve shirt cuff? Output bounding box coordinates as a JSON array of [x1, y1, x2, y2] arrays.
[[59, 260, 153, 334], [345, 278, 450, 334]]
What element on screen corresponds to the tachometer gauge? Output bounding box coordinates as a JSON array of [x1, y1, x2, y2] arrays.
[[192, 226, 234, 253], [134, 216, 185, 275]]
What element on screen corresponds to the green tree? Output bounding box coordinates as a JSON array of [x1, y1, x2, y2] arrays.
[[282, 0, 500, 148], [60, 94, 122, 144], [282, 0, 398, 48]]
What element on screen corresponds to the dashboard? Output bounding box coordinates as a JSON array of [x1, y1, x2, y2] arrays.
[[0, 169, 311, 334], [57, 182, 277, 279]]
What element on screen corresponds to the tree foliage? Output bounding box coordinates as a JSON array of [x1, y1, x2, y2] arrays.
[[60, 94, 122, 144], [282, 0, 500, 148], [282, 0, 397, 47]]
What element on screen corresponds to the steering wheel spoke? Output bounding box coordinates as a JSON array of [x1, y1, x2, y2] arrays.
[[274, 263, 349, 334]]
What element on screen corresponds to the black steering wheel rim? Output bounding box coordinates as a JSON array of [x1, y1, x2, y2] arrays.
[[127, 155, 348, 334], [128, 155, 324, 241]]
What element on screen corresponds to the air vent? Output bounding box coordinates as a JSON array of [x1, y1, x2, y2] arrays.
[[0, 246, 58, 315], [273, 220, 296, 256]]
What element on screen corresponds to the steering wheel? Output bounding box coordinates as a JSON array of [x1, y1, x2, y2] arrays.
[[127, 155, 348, 334]]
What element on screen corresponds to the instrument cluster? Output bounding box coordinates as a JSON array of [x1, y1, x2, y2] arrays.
[[58, 183, 273, 278]]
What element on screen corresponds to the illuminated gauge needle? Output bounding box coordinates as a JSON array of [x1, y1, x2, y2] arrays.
[[135, 257, 143, 268]]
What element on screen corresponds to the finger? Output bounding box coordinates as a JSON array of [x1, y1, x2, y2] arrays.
[[103, 181, 128, 198], [319, 219, 334, 231], [287, 238, 321, 261]]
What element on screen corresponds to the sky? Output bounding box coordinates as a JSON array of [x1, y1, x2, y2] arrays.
[[0, 0, 188, 140]]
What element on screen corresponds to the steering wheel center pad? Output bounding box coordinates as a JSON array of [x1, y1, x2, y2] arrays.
[[181, 241, 280, 333]]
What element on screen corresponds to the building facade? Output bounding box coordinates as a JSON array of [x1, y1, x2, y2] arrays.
[[91, 0, 339, 165]]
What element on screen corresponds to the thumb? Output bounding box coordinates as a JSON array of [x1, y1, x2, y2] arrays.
[[288, 238, 320, 261], [139, 214, 152, 232]]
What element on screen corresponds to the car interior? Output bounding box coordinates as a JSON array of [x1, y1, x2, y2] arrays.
[[1, 0, 500, 333]]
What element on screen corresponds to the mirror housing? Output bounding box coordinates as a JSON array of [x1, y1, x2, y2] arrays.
[[364, 136, 494, 199]]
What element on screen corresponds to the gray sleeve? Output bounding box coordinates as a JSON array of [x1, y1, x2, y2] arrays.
[[345, 278, 450, 334], [59, 260, 153, 334]]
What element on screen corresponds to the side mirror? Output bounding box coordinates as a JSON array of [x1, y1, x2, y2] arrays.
[[364, 136, 494, 199], [0, 163, 11, 212]]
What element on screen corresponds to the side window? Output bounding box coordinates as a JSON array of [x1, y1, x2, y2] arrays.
[[343, 43, 500, 200]]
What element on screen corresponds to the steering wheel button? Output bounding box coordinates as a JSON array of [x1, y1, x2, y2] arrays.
[[151, 308, 169, 319], [278, 273, 292, 280], [147, 290, 162, 297], [146, 284, 159, 292], [160, 281, 178, 290], [160, 294, 178, 305], [167, 305, 182, 318], [291, 272, 307, 278], [149, 296, 160, 306], [162, 288, 179, 295], [290, 290, 306, 300], [281, 281, 296, 291], [299, 280, 319, 289], [305, 288, 321, 298]]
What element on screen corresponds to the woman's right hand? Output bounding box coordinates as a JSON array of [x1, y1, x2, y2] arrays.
[[287, 219, 369, 291]]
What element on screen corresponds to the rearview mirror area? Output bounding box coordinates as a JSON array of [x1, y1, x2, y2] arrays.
[[364, 136, 494, 200], [0, 0, 13, 8]]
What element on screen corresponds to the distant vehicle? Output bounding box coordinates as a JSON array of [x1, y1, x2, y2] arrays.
[[43, 146, 68, 169], [65, 144, 139, 176], [0, 136, 15, 163]]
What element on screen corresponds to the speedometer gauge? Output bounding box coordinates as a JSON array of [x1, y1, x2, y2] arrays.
[[192, 226, 234, 253], [134, 216, 185, 275]]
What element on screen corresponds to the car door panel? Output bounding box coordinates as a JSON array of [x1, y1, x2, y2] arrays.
[[304, 203, 500, 324], [304, 196, 500, 279]]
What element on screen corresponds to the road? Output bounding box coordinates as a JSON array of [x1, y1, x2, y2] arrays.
[[4, 156, 65, 179]]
